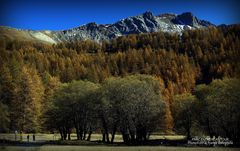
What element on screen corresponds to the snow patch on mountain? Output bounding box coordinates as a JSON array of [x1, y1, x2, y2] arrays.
[[30, 32, 57, 44]]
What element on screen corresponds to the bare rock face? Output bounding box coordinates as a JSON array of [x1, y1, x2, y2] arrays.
[[0, 11, 215, 44], [52, 11, 214, 43]]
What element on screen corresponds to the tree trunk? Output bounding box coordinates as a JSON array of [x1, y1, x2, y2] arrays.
[[67, 132, 71, 140], [101, 116, 109, 143], [83, 130, 87, 140], [206, 118, 214, 138], [111, 127, 117, 143], [186, 127, 191, 140], [75, 123, 80, 140], [106, 132, 110, 143], [121, 131, 130, 144], [59, 128, 63, 140], [63, 127, 67, 140], [186, 117, 192, 140], [79, 127, 83, 140], [76, 129, 80, 140], [87, 130, 92, 141], [102, 131, 105, 142]]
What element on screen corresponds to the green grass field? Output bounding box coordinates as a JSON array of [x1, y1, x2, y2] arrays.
[[0, 133, 122, 142], [0, 145, 239, 151], [1, 134, 238, 151]]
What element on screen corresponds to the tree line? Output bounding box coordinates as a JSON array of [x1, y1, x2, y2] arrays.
[[172, 78, 240, 145], [44, 75, 166, 144]]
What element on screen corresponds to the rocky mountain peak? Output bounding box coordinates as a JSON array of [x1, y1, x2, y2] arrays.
[[172, 12, 199, 27], [86, 22, 98, 27], [142, 11, 155, 20], [1, 11, 215, 43], [48, 11, 215, 43]]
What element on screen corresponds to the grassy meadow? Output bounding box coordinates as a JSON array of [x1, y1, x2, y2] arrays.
[[0, 133, 186, 143], [1, 145, 239, 151], [1, 133, 237, 151]]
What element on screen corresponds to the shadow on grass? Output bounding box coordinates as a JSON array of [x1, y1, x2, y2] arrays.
[[0, 138, 188, 147], [1, 138, 238, 147]]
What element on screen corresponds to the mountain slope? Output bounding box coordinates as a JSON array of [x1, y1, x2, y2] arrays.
[[0, 11, 214, 43]]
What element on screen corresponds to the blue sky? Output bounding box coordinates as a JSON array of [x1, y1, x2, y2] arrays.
[[0, 0, 239, 30]]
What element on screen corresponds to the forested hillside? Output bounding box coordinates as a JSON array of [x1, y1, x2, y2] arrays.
[[0, 25, 240, 144]]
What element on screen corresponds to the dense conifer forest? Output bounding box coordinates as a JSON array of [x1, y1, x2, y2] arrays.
[[0, 25, 240, 145]]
